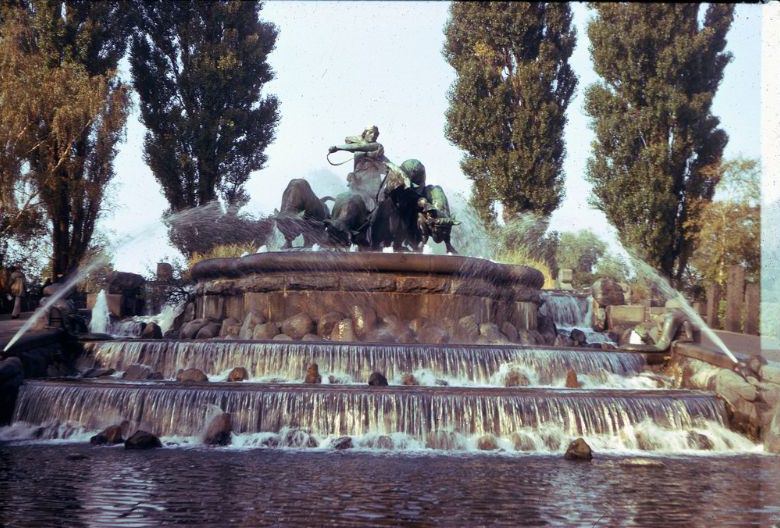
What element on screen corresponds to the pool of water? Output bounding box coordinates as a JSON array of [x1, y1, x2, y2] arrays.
[[0, 445, 778, 527]]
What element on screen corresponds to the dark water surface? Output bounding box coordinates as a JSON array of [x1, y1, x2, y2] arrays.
[[0, 445, 778, 527]]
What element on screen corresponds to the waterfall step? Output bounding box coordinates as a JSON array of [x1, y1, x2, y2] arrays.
[[81, 340, 650, 384], [13, 380, 730, 451]]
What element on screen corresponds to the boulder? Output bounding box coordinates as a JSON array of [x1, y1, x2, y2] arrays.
[[501, 322, 519, 342], [687, 431, 714, 450], [747, 356, 767, 378], [370, 435, 395, 450], [592, 278, 625, 307], [317, 311, 344, 338], [479, 323, 508, 343], [536, 315, 557, 344], [272, 333, 293, 341], [349, 305, 377, 339], [107, 271, 145, 294], [305, 363, 322, 384], [281, 313, 314, 340], [239, 311, 266, 340], [281, 428, 319, 448], [331, 436, 353, 450], [302, 334, 321, 341], [90, 423, 127, 445], [565, 369, 581, 389], [554, 335, 574, 347], [456, 315, 479, 343], [368, 372, 388, 386], [227, 367, 249, 382], [203, 412, 232, 446], [330, 319, 357, 342], [176, 368, 209, 383], [141, 322, 163, 339], [416, 324, 449, 344], [195, 321, 221, 339], [252, 322, 279, 340], [516, 330, 536, 346], [715, 369, 758, 404], [180, 318, 209, 339], [569, 329, 587, 347], [564, 437, 593, 460], [511, 431, 535, 451], [125, 430, 162, 450], [425, 431, 465, 450], [219, 318, 241, 338], [122, 364, 154, 381], [504, 368, 530, 387], [477, 434, 498, 450], [82, 367, 115, 379], [401, 373, 418, 386]]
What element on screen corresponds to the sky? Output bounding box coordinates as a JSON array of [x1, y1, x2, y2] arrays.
[[103, 2, 764, 273]]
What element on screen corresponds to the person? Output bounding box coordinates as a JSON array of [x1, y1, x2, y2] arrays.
[[9, 266, 26, 319]]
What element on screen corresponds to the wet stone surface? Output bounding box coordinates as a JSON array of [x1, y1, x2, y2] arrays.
[[0, 445, 778, 527]]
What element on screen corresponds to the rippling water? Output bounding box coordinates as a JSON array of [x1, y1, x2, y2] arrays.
[[0, 445, 778, 527]]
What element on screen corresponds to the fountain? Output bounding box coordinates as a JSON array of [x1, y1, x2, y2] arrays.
[[88, 290, 110, 335], [0, 126, 777, 526]]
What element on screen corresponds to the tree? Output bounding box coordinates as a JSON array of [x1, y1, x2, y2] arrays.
[[555, 229, 607, 288], [130, 1, 280, 214], [689, 157, 760, 287], [443, 2, 577, 226], [0, 2, 132, 277], [585, 4, 734, 286]]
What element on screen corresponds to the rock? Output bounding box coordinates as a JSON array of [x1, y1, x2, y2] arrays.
[[261, 435, 280, 448], [107, 271, 145, 293], [554, 335, 574, 347], [90, 423, 126, 445], [408, 318, 428, 335], [331, 436, 353, 450], [305, 363, 322, 384], [504, 368, 530, 387], [569, 329, 587, 347], [195, 321, 221, 339], [760, 363, 780, 385], [203, 412, 232, 446], [349, 305, 377, 339], [456, 315, 479, 343], [141, 322, 163, 339], [511, 431, 535, 451], [122, 364, 154, 381], [252, 322, 279, 340], [417, 324, 449, 344], [426, 431, 465, 450], [317, 312, 344, 338], [477, 434, 498, 450], [82, 367, 115, 379], [180, 318, 209, 339], [592, 278, 625, 307], [272, 333, 292, 341], [747, 356, 767, 377], [219, 318, 241, 338], [227, 367, 249, 382], [687, 431, 714, 450], [435, 379, 449, 387], [148, 371, 164, 380], [564, 437, 593, 460], [281, 313, 314, 340], [176, 368, 209, 383], [302, 333, 321, 341], [125, 430, 162, 450], [715, 369, 758, 404], [516, 330, 536, 346], [401, 373, 418, 386], [281, 428, 319, 448], [501, 322, 519, 342], [372, 435, 394, 450], [368, 372, 388, 386], [239, 311, 266, 340], [330, 319, 356, 342], [536, 315, 557, 344], [565, 369, 581, 389], [479, 323, 508, 343]]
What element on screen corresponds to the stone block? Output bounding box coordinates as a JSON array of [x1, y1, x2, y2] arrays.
[[203, 296, 224, 320], [606, 305, 646, 329]]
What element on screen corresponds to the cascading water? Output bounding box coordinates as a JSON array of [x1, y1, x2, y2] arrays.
[[10, 380, 755, 453], [88, 290, 110, 334], [540, 292, 615, 345], [80, 340, 647, 386]]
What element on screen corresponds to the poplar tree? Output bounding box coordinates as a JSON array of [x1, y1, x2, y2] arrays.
[[443, 2, 577, 225], [0, 1, 132, 276], [585, 4, 734, 284], [130, 1, 280, 212]]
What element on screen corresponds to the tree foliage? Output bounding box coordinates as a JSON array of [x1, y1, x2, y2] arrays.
[[130, 1, 280, 213], [584, 3, 734, 285], [0, 1, 132, 276], [443, 2, 577, 225], [689, 157, 760, 286]]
